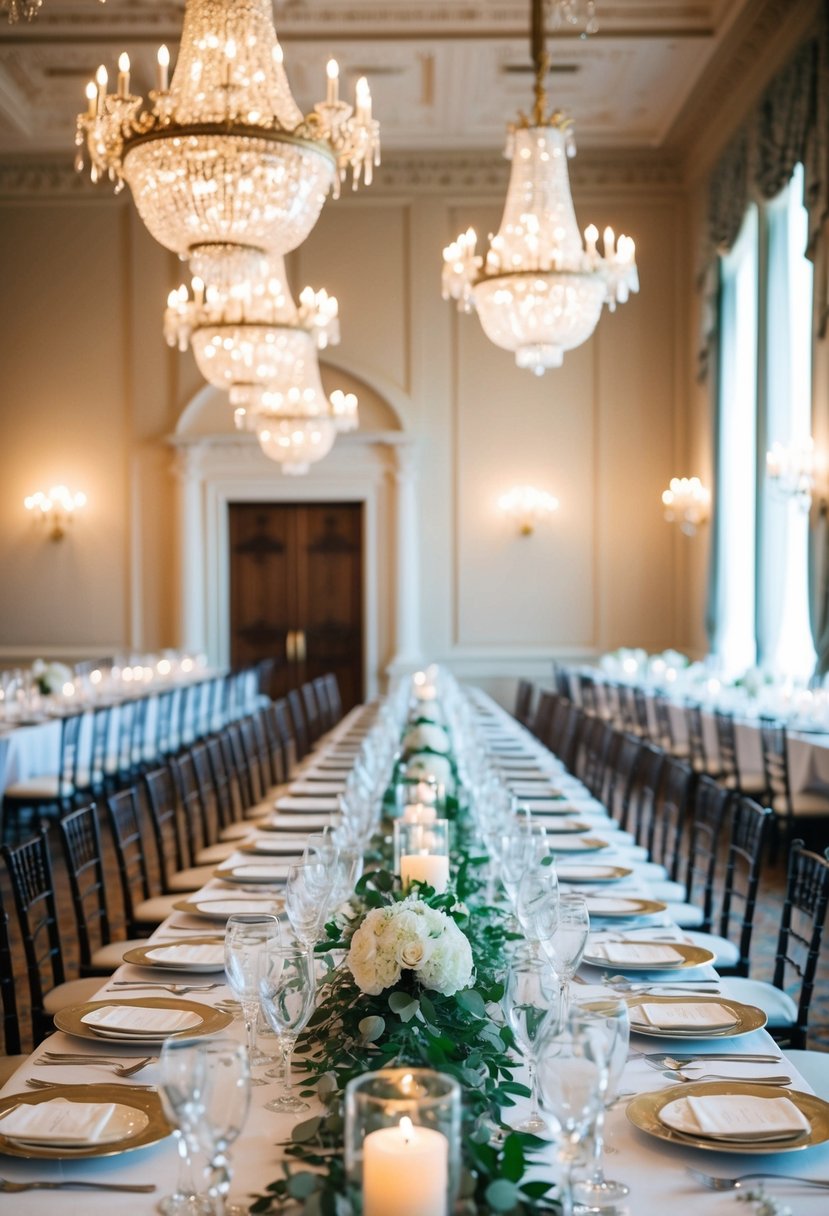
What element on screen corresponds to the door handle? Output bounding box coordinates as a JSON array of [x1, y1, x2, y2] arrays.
[[285, 630, 296, 663], [295, 629, 307, 663]]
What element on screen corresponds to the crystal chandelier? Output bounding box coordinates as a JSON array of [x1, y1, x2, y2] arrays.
[[164, 254, 358, 475], [75, 0, 380, 285], [442, 0, 637, 374]]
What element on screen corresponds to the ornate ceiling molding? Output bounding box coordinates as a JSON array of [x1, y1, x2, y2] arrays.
[[0, 147, 683, 201]]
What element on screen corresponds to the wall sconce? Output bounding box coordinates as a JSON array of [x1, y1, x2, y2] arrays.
[[24, 484, 87, 540], [498, 485, 559, 536], [766, 439, 819, 511], [661, 476, 710, 536]]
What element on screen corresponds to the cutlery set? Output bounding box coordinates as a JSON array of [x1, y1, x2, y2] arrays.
[[35, 1053, 157, 1077]]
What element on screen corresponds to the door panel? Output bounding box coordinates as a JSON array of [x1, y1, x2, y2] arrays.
[[228, 502, 364, 710]]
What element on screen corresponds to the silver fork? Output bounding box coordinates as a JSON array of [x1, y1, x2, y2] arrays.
[[687, 1169, 829, 1192], [671, 1072, 792, 1084], [37, 1056, 155, 1077], [109, 981, 222, 995], [26, 1077, 154, 1092], [0, 1179, 157, 1193]]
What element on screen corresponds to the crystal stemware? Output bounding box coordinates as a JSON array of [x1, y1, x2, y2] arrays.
[[258, 941, 317, 1114], [224, 912, 281, 1078], [157, 1038, 213, 1216], [503, 954, 560, 1134], [515, 859, 560, 955], [543, 893, 590, 1013], [570, 995, 631, 1212], [285, 859, 333, 951]]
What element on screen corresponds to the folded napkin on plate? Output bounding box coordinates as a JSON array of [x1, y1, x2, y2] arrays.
[[597, 942, 684, 965], [289, 781, 345, 796], [83, 1005, 202, 1034], [0, 1098, 118, 1144], [558, 865, 621, 881], [585, 898, 642, 914], [247, 837, 305, 854], [146, 943, 225, 966], [547, 836, 606, 850], [634, 1001, 737, 1030], [275, 796, 340, 812], [678, 1094, 809, 1141], [267, 813, 331, 832], [222, 863, 289, 880], [194, 899, 279, 916]]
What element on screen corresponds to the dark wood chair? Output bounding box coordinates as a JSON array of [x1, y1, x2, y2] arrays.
[[513, 679, 536, 728], [714, 710, 767, 799], [105, 787, 180, 937], [760, 717, 829, 851], [301, 681, 323, 744], [272, 697, 300, 779], [57, 802, 148, 976], [143, 765, 214, 894], [599, 732, 642, 828], [721, 841, 829, 1048], [2, 710, 84, 841], [0, 900, 27, 1082], [170, 748, 235, 866], [0, 829, 102, 1045], [683, 701, 720, 777], [286, 688, 311, 759], [312, 675, 334, 732]]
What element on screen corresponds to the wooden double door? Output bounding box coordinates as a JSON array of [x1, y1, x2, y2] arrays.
[[229, 502, 364, 711]]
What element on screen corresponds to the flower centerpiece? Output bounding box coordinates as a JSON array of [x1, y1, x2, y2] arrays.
[[347, 895, 473, 997], [31, 658, 73, 695]]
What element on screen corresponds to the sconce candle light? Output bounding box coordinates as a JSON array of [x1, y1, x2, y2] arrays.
[[498, 485, 559, 536], [766, 439, 818, 511], [24, 485, 86, 540], [661, 476, 709, 536]]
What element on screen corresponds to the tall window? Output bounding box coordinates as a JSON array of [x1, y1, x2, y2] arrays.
[[715, 164, 815, 679]]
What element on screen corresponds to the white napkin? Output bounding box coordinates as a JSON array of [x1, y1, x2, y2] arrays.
[[266, 813, 331, 831], [598, 943, 684, 966], [584, 897, 641, 914], [221, 863, 289, 880], [83, 1005, 202, 1034], [289, 781, 345, 796], [145, 943, 226, 967], [194, 899, 280, 916], [667, 1094, 810, 1141], [547, 836, 607, 852], [635, 1002, 738, 1030], [275, 796, 340, 812], [0, 1098, 118, 1144], [558, 865, 624, 882], [246, 838, 305, 854], [523, 799, 577, 813]]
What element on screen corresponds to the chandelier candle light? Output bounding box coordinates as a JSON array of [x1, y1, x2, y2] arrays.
[[75, 0, 380, 287], [766, 439, 818, 511], [24, 485, 87, 541], [498, 484, 559, 535], [442, 0, 637, 374]]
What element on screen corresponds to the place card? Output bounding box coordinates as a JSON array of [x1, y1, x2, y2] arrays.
[[0, 1098, 120, 1145], [635, 1002, 738, 1031]]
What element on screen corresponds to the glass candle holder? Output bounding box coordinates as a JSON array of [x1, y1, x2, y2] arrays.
[[393, 775, 444, 818], [345, 1068, 461, 1216], [393, 818, 450, 889]]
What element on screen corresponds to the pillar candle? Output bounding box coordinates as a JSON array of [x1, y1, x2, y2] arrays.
[[363, 1118, 448, 1216], [400, 854, 449, 894]]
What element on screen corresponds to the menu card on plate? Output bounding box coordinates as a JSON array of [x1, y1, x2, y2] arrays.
[[83, 1005, 202, 1034], [146, 943, 225, 967], [597, 943, 684, 966], [661, 1094, 810, 1141], [0, 1098, 119, 1144], [634, 1002, 737, 1030]]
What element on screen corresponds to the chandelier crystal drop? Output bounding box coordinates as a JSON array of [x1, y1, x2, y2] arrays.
[[75, 0, 380, 278], [442, 0, 637, 374]]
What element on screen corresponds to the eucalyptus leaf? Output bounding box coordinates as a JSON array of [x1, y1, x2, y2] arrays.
[[291, 1116, 322, 1143], [485, 1178, 522, 1211], [359, 1014, 386, 1042]]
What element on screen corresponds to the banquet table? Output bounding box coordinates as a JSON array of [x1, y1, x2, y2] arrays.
[[2, 692, 829, 1216]]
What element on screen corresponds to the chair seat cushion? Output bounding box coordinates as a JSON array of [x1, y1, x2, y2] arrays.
[[683, 930, 740, 969], [663, 901, 705, 929], [718, 977, 798, 1027], [4, 775, 72, 801], [90, 938, 152, 970], [196, 841, 238, 865], [134, 894, 182, 924], [166, 865, 217, 893], [220, 821, 256, 842], [43, 976, 105, 1015], [772, 793, 829, 816], [647, 880, 686, 903]]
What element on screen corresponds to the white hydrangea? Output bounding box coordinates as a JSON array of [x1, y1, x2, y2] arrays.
[[31, 659, 73, 694], [402, 724, 450, 755], [405, 752, 455, 793], [347, 897, 473, 997]]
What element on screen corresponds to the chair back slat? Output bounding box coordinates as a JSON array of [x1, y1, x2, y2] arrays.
[[105, 787, 153, 936], [684, 776, 730, 927], [1, 829, 64, 1044], [772, 841, 829, 1045], [58, 802, 112, 973], [717, 796, 773, 976]]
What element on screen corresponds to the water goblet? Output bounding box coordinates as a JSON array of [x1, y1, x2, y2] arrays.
[[515, 859, 560, 956], [224, 912, 281, 1079], [570, 996, 631, 1212], [259, 941, 317, 1114], [537, 1007, 610, 1216], [285, 859, 332, 951], [543, 893, 590, 1014], [503, 954, 561, 1134], [157, 1038, 213, 1216]]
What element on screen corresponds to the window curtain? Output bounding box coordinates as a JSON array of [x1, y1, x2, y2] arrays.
[[810, 504, 829, 676]]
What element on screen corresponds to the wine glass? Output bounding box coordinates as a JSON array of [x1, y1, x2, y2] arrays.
[[285, 860, 333, 951], [570, 996, 631, 1212], [515, 860, 559, 956], [543, 893, 590, 1014], [537, 1007, 610, 1216], [157, 1038, 213, 1216], [502, 955, 560, 1134], [259, 941, 317, 1114], [224, 913, 281, 1079]]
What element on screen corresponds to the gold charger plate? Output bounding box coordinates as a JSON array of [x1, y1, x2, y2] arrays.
[[122, 936, 225, 973], [584, 897, 667, 919], [626, 994, 767, 1039], [212, 864, 289, 886], [236, 838, 305, 857], [626, 1081, 829, 1154], [0, 1084, 171, 1160], [546, 836, 611, 854], [54, 997, 232, 1044], [173, 896, 284, 920], [582, 941, 715, 970], [557, 864, 634, 884]]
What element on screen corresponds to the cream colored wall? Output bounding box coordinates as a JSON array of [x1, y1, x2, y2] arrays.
[[0, 163, 689, 692]]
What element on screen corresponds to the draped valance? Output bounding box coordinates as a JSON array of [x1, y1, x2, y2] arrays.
[[698, 7, 829, 379]]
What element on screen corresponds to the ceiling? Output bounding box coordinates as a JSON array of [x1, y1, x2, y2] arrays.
[[0, 0, 759, 157]]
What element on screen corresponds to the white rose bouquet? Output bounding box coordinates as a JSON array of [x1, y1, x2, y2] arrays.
[[404, 751, 455, 793], [31, 659, 73, 695], [402, 722, 450, 755], [347, 896, 473, 997]]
